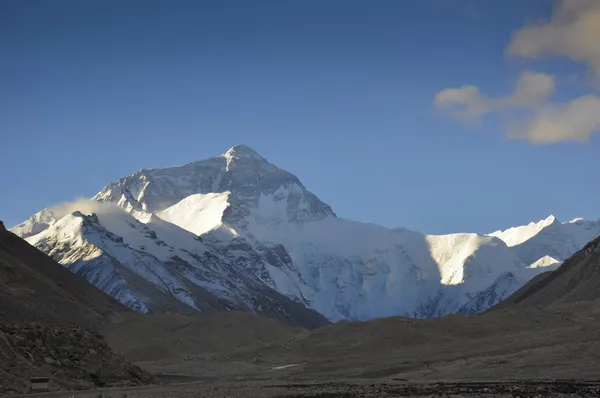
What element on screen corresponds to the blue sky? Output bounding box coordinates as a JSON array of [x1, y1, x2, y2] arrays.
[[1, 0, 598, 234]]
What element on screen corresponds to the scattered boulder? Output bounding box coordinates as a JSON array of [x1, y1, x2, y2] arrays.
[[0, 322, 152, 394]]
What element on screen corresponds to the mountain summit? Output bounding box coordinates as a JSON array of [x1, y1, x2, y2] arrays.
[[10, 145, 600, 323], [221, 144, 265, 161], [94, 145, 336, 228]]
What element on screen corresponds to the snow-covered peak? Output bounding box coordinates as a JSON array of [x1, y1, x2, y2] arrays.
[[221, 145, 267, 172], [27, 211, 88, 248], [489, 214, 561, 247], [10, 207, 64, 238], [222, 144, 264, 161], [12, 144, 600, 324], [10, 199, 135, 239], [489, 215, 600, 267], [93, 146, 335, 227]]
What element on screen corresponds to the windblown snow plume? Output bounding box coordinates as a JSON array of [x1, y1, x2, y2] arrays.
[[10, 199, 126, 238]]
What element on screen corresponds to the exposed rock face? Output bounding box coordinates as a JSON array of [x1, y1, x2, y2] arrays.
[[0, 322, 151, 394]]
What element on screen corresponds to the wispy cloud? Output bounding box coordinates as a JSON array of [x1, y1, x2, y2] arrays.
[[434, 0, 600, 145], [435, 71, 555, 123]]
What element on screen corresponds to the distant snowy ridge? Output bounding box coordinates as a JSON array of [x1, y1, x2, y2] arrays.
[[489, 215, 600, 267], [12, 145, 600, 323], [489, 215, 561, 247]]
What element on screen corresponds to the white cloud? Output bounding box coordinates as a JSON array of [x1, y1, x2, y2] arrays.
[[434, 85, 489, 124], [434, 0, 600, 145], [507, 0, 600, 81], [508, 94, 600, 144], [434, 71, 557, 123], [510, 71, 556, 105]]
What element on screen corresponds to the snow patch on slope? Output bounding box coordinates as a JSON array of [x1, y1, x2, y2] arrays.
[[157, 192, 230, 235], [425, 234, 522, 286], [528, 255, 561, 269]]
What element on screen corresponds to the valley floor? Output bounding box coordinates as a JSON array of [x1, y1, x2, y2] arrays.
[[17, 299, 600, 397], [6, 296, 600, 397], [11, 379, 600, 397]]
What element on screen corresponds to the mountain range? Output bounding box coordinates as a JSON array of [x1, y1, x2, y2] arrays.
[[11, 145, 600, 326]]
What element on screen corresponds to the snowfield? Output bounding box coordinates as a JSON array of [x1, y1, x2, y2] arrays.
[[12, 145, 600, 325], [158, 192, 231, 236]]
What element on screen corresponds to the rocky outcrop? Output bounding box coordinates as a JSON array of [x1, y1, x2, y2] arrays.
[[0, 322, 151, 395]]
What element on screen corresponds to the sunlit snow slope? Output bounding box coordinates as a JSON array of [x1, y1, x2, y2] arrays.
[[12, 145, 600, 323], [490, 215, 600, 267]]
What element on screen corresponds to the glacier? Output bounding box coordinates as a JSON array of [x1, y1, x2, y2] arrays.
[[11, 145, 600, 325]]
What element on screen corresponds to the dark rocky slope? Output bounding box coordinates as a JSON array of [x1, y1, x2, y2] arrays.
[[0, 221, 151, 394], [0, 220, 125, 327], [0, 322, 151, 394], [490, 234, 600, 310]]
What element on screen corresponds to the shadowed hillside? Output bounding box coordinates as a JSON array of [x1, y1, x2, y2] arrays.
[[0, 221, 151, 394], [491, 235, 600, 309], [0, 220, 126, 328]]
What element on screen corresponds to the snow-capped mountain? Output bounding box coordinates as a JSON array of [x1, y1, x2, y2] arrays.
[[490, 215, 600, 268], [93, 145, 334, 228], [12, 145, 600, 324], [21, 201, 329, 328]]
